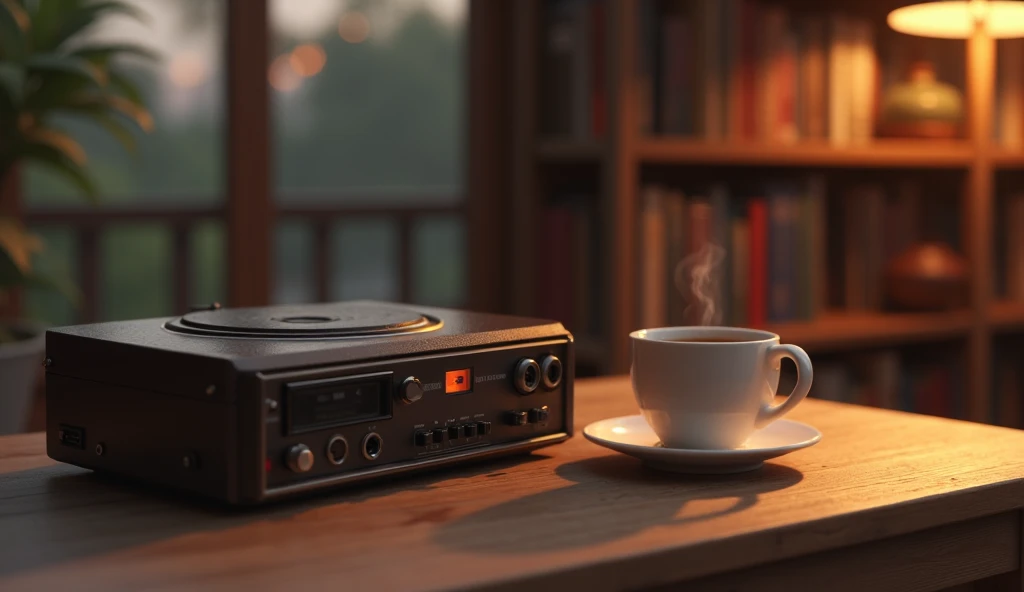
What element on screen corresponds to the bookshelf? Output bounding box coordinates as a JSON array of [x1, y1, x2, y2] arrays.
[[508, 0, 1024, 426]]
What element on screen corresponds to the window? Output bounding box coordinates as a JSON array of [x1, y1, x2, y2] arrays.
[[270, 0, 467, 308], [21, 0, 469, 324]]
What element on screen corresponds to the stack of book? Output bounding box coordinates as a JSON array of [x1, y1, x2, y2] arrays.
[[541, 0, 606, 139], [536, 196, 602, 338], [811, 350, 964, 418], [639, 0, 877, 144], [638, 177, 827, 328]]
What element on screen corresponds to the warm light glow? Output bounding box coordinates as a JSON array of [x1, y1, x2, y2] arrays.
[[268, 55, 301, 92], [611, 426, 629, 435], [888, 0, 1024, 39], [288, 43, 326, 77], [167, 52, 208, 89], [338, 11, 371, 44]]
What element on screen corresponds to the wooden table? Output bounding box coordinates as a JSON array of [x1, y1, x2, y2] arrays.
[[3, 376, 1024, 591]]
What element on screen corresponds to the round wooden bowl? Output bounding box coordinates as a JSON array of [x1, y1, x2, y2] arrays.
[[884, 243, 970, 311]]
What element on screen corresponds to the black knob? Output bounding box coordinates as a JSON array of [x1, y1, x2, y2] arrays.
[[414, 431, 431, 447], [401, 377, 424, 404], [478, 421, 492, 435], [528, 407, 550, 424], [448, 425, 462, 439], [505, 411, 528, 426], [432, 428, 446, 444], [463, 423, 478, 438], [286, 444, 314, 473]]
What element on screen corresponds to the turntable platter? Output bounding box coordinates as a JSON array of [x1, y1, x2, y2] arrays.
[[164, 302, 442, 339]]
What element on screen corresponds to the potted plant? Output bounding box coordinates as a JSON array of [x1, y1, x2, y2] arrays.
[[0, 0, 156, 434]]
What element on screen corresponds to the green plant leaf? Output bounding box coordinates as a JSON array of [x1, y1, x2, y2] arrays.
[[28, 0, 77, 52], [19, 128, 97, 201], [38, 0, 150, 51], [0, 244, 28, 289], [0, 62, 23, 110], [57, 91, 153, 132], [26, 53, 106, 86], [108, 70, 144, 106], [0, 0, 29, 62], [72, 43, 161, 67], [89, 110, 137, 153], [22, 55, 108, 111], [0, 217, 42, 277]]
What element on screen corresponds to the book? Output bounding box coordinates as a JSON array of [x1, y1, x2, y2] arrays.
[[641, 186, 668, 328], [589, 1, 606, 138], [828, 15, 852, 145], [748, 197, 768, 325], [660, 5, 694, 135], [537, 205, 574, 327], [800, 17, 828, 140], [665, 190, 688, 325], [768, 188, 798, 322], [731, 216, 750, 325]]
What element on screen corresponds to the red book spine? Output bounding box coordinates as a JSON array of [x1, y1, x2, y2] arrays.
[[748, 198, 768, 326], [590, 1, 606, 137]]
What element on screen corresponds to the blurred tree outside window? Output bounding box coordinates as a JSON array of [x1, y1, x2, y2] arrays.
[[24, 0, 468, 323], [25, 0, 225, 323], [271, 0, 467, 308]]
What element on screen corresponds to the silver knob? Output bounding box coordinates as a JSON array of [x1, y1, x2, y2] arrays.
[[401, 376, 424, 404], [286, 444, 314, 473]]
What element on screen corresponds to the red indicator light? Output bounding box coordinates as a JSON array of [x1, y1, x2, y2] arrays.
[[265, 458, 272, 473]]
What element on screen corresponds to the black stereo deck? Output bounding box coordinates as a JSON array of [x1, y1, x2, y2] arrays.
[[44, 301, 574, 504]]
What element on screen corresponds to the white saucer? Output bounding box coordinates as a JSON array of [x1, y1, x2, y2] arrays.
[[583, 415, 821, 474]]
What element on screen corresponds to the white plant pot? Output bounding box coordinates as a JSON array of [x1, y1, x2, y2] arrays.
[[0, 321, 45, 435]]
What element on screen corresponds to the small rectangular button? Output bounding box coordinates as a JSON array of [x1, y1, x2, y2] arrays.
[[432, 428, 446, 444], [478, 421, 492, 435], [463, 423, 478, 438], [448, 425, 462, 439]]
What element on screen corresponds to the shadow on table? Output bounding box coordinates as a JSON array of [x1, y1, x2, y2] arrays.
[[434, 454, 803, 554], [0, 452, 550, 577]]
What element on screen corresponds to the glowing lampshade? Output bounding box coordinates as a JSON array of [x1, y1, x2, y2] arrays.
[[888, 1, 1024, 38]]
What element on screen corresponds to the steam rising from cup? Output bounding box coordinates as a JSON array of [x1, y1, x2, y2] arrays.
[[674, 243, 725, 326]]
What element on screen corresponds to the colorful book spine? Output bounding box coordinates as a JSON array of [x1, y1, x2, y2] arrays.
[[747, 198, 768, 326], [731, 216, 750, 325], [641, 186, 668, 328], [768, 188, 798, 322], [665, 190, 688, 325]]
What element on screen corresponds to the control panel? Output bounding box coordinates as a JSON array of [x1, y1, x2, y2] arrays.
[[257, 339, 571, 491]]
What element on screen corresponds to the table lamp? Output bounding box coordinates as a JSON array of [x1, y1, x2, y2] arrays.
[[886, 0, 1024, 144]]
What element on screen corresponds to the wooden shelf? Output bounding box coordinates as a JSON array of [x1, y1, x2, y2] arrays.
[[636, 139, 973, 168], [991, 148, 1024, 168], [764, 310, 974, 352], [989, 301, 1024, 332], [536, 138, 605, 162]]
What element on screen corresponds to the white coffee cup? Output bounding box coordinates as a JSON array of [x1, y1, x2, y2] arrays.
[[629, 326, 813, 450]]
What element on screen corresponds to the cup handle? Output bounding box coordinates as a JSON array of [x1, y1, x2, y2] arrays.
[[755, 344, 813, 429]]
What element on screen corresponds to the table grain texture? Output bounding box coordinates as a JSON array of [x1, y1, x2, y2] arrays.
[[3, 376, 1024, 592]]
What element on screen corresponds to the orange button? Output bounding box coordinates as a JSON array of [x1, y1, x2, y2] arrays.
[[445, 369, 472, 394]]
